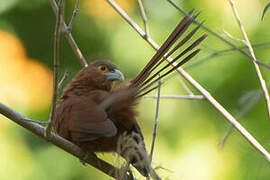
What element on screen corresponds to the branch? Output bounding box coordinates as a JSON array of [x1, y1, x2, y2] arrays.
[[67, 0, 80, 32], [228, 0, 270, 121], [49, 0, 88, 67], [166, 0, 270, 69], [186, 42, 270, 69], [137, 0, 150, 39], [177, 77, 194, 95], [220, 89, 263, 147], [145, 95, 204, 100], [57, 71, 70, 94], [0, 102, 133, 180], [46, 0, 64, 137], [150, 76, 161, 161], [105, 0, 270, 162]]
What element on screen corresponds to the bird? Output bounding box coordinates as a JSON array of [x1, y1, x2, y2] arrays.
[[54, 10, 206, 179]]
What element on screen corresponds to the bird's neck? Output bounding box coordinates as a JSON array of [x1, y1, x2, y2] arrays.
[[61, 79, 112, 99]]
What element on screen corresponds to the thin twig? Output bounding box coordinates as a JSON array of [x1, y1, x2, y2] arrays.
[[166, 0, 270, 69], [49, 0, 88, 67], [186, 41, 270, 69], [150, 76, 161, 161], [228, 0, 270, 120], [58, 71, 69, 94], [137, 0, 150, 39], [106, 0, 270, 162], [223, 29, 245, 44], [220, 90, 263, 147], [145, 95, 204, 100], [22, 118, 50, 125], [67, 0, 80, 32], [0, 102, 133, 180], [177, 77, 193, 95], [46, 0, 64, 138]]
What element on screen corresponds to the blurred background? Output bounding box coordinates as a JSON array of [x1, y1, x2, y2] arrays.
[[1, 0, 270, 179]]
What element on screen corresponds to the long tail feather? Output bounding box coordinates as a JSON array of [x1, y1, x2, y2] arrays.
[[136, 49, 202, 97], [141, 33, 207, 89], [130, 9, 197, 88]]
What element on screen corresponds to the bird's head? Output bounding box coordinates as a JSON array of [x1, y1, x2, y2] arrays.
[[62, 60, 124, 98], [92, 60, 125, 82]]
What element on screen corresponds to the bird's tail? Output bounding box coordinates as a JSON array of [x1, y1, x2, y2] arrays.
[[129, 9, 207, 97], [117, 132, 161, 180]]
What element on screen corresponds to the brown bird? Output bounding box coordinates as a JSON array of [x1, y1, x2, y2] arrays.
[[54, 10, 206, 179]]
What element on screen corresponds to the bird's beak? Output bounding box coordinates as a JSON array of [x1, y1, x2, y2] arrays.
[[104, 69, 125, 81]]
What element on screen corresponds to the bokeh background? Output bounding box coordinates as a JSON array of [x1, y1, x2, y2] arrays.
[[1, 0, 270, 179]]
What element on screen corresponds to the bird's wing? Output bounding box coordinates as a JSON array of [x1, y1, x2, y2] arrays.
[[59, 95, 117, 142]]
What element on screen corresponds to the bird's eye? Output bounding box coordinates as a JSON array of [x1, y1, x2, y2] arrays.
[[98, 65, 109, 74]]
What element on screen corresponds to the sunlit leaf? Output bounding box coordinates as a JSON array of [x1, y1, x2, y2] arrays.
[[262, 2, 270, 20]]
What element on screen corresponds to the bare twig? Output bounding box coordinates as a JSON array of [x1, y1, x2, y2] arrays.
[[0, 102, 133, 180], [220, 90, 263, 147], [46, 0, 64, 138], [166, 0, 270, 69], [106, 0, 270, 162], [145, 95, 204, 100], [228, 0, 270, 120], [186, 41, 270, 69], [57, 71, 69, 94], [137, 0, 150, 39], [49, 0, 88, 67], [223, 29, 245, 44], [177, 77, 193, 95], [67, 0, 80, 32], [150, 77, 161, 161], [22, 118, 50, 124]]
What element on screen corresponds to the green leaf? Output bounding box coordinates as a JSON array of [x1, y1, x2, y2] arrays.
[[262, 2, 270, 20]]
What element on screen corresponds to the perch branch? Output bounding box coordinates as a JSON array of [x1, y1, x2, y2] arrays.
[[106, 0, 270, 162], [228, 0, 270, 120], [0, 102, 133, 180], [166, 0, 270, 69], [49, 0, 88, 67], [46, 0, 64, 137]]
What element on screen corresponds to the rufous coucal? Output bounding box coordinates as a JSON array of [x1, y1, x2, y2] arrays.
[[54, 10, 206, 178]]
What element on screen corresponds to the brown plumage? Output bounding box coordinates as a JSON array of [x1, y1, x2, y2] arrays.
[[54, 11, 206, 178]]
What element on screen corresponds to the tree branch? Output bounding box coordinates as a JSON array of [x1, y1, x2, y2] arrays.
[[46, 0, 64, 137], [67, 0, 80, 32], [0, 102, 133, 180], [49, 0, 88, 67], [228, 0, 270, 121], [150, 77, 161, 161], [137, 0, 150, 39], [105, 0, 270, 162], [145, 95, 204, 100], [186, 41, 270, 69]]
